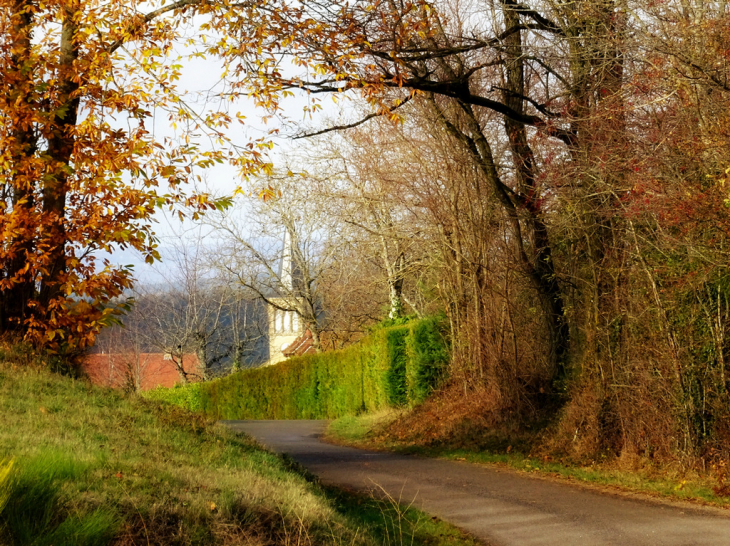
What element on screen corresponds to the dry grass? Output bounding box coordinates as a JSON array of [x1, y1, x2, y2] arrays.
[[327, 386, 730, 509], [329, 385, 529, 454]]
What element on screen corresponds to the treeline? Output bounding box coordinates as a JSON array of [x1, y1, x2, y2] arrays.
[[145, 317, 449, 419], [248, 0, 730, 463]]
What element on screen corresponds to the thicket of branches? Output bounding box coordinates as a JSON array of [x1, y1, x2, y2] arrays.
[[252, 0, 730, 463]]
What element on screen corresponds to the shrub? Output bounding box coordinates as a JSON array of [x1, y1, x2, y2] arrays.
[[408, 315, 450, 404], [145, 381, 205, 413]]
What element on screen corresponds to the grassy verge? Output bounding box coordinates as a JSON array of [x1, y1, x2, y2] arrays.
[[327, 412, 730, 509], [0, 346, 478, 546], [328, 411, 406, 445], [324, 486, 480, 546]]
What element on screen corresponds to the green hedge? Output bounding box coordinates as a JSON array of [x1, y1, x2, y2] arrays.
[[409, 316, 451, 404], [385, 327, 409, 406], [144, 316, 449, 420]]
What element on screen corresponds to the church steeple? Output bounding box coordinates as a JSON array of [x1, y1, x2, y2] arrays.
[[266, 227, 305, 365]]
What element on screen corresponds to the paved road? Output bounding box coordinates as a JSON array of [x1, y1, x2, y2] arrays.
[[222, 420, 730, 546]]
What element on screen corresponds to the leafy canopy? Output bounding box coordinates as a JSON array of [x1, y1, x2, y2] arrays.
[[0, 0, 297, 351]]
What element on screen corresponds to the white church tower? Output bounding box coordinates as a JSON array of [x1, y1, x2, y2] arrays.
[[267, 229, 305, 364]]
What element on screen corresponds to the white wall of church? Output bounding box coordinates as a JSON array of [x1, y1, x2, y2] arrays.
[[267, 301, 305, 365]]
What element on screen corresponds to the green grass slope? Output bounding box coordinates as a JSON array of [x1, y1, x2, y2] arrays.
[[0, 351, 477, 546]]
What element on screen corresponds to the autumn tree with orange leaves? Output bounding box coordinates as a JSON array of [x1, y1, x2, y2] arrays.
[[0, 0, 391, 353], [0, 0, 293, 352]]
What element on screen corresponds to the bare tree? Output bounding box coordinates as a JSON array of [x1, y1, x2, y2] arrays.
[[106, 225, 268, 381], [301, 127, 431, 321]]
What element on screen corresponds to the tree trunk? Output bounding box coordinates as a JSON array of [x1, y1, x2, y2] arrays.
[[195, 332, 210, 380], [501, 2, 569, 378], [38, 3, 80, 310], [1, 0, 38, 334], [386, 252, 405, 319]]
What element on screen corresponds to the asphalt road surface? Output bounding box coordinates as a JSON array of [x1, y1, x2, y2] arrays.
[[222, 420, 730, 546]]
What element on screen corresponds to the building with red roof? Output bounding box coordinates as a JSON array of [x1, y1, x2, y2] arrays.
[[80, 352, 201, 391], [281, 329, 317, 358]]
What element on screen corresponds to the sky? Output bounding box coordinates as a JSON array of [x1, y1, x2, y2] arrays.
[[104, 26, 354, 285]]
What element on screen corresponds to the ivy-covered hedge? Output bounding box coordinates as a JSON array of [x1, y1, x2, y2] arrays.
[[144, 315, 449, 420]]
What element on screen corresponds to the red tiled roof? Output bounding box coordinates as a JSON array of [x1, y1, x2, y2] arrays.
[[282, 329, 317, 358], [80, 352, 201, 391]]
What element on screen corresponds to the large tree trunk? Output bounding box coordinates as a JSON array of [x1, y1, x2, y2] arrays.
[[501, 2, 568, 377], [1, 2, 80, 334], [38, 3, 80, 309]]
